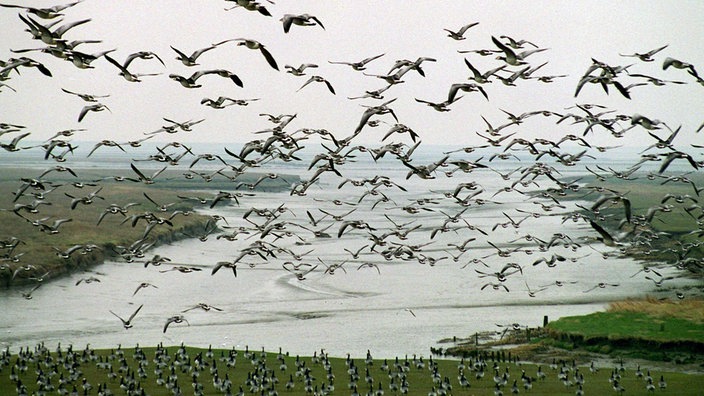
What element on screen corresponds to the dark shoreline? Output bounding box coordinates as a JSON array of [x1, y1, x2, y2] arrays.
[[0, 166, 300, 288]]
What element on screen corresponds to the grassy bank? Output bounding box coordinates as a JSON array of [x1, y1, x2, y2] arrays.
[[565, 173, 704, 265], [542, 298, 704, 363], [1, 343, 702, 396], [442, 298, 704, 369], [0, 165, 300, 287], [0, 178, 206, 287]]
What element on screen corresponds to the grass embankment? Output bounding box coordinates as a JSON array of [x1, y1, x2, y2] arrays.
[[0, 176, 207, 286], [570, 173, 704, 264], [443, 298, 704, 367], [545, 297, 704, 362], [1, 343, 702, 396], [0, 166, 299, 287]]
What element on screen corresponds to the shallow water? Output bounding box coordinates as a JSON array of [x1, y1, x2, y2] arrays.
[[0, 160, 695, 358]]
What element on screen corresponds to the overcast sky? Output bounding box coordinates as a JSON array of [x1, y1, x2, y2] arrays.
[[1, 1, 702, 147]]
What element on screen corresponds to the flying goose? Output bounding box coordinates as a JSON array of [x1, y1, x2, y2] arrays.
[[215, 38, 279, 70], [280, 13, 325, 33], [443, 22, 478, 40], [110, 304, 143, 329]]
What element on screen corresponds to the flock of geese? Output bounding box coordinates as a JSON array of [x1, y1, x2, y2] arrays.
[[0, 341, 676, 396], [1, 0, 703, 350]]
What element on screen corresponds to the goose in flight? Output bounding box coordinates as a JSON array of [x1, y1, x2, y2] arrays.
[[0, 56, 52, 77], [354, 98, 398, 134], [328, 53, 384, 71], [414, 96, 463, 112], [19, 14, 91, 45], [61, 88, 109, 102], [357, 262, 380, 274], [491, 36, 547, 66], [620, 44, 668, 62], [447, 82, 488, 102], [212, 261, 238, 277], [0, 132, 31, 151], [132, 282, 158, 296], [588, 220, 627, 247], [120, 51, 165, 68], [280, 13, 325, 33], [214, 38, 279, 70], [347, 84, 392, 100], [66, 48, 115, 69], [591, 193, 632, 223], [163, 315, 189, 333], [663, 56, 699, 78], [464, 58, 506, 84], [169, 69, 243, 88], [110, 304, 143, 329], [583, 282, 620, 293], [182, 303, 223, 312], [0, 1, 83, 19], [74, 276, 100, 285], [284, 63, 318, 76], [21, 283, 42, 299], [170, 44, 217, 66], [282, 262, 318, 280], [39, 218, 73, 234], [443, 22, 478, 40], [499, 35, 539, 49], [77, 103, 110, 122], [201, 96, 244, 111], [128, 163, 166, 184], [224, 0, 272, 16], [104, 54, 159, 82], [297, 75, 335, 94]]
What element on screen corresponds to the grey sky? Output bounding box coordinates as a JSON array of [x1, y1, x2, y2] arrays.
[[1, 1, 702, 147]]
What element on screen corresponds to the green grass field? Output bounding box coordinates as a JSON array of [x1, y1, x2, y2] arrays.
[[1, 343, 702, 396], [547, 311, 704, 343], [543, 297, 704, 365]]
